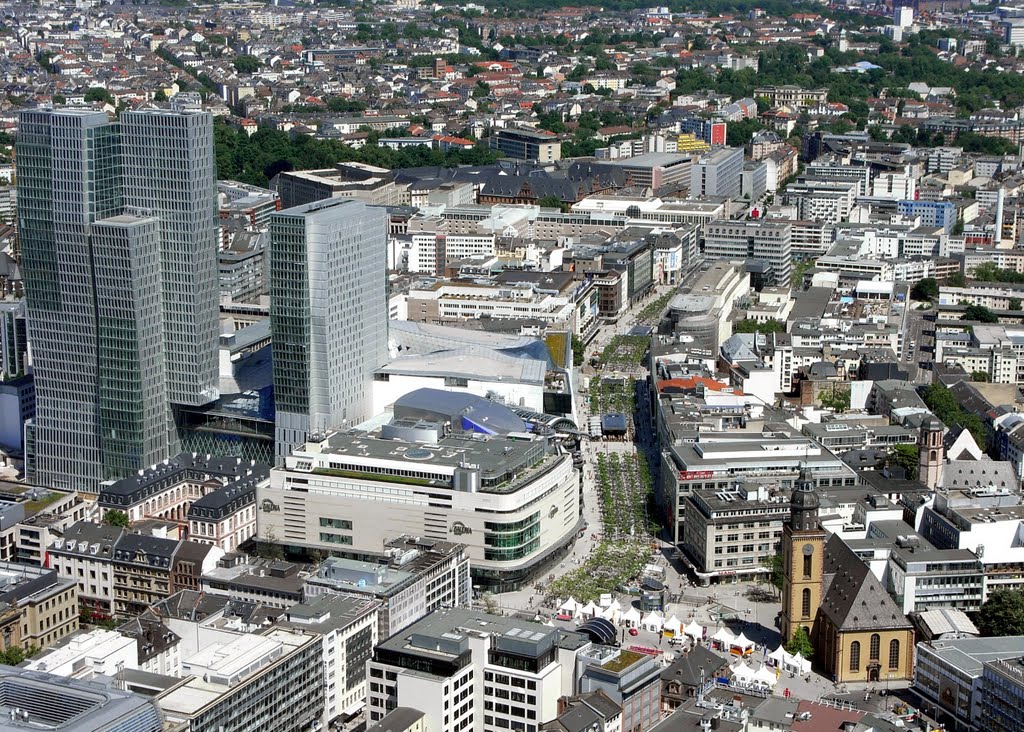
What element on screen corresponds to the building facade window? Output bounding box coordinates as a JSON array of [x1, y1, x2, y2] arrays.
[[803, 553, 812, 579], [801, 588, 811, 618], [870, 634, 880, 662], [850, 641, 861, 672], [889, 639, 900, 670]]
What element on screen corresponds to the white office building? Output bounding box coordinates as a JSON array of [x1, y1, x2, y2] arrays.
[[259, 390, 582, 591], [366, 608, 587, 732]]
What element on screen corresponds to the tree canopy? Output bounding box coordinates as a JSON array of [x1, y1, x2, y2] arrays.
[[910, 277, 939, 301], [232, 55, 261, 74], [786, 626, 814, 658], [84, 87, 113, 104], [964, 304, 999, 323], [733, 319, 785, 334], [889, 444, 918, 480], [102, 509, 130, 528], [921, 383, 986, 446], [214, 122, 499, 187], [976, 590, 1024, 637]]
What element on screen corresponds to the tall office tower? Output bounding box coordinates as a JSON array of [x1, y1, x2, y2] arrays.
[[18, 109, 126, 489], [270, 198, 388, 463], [91, 215, 175, 478], [121, 95, 220, 407], [17, 102, 218, 491]]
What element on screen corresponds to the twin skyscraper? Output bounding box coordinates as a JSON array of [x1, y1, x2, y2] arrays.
[[17, 97, 387, 492]]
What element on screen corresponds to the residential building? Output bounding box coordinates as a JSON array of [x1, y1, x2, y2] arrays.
[[703, 221, 793, 287], [170, 540, 223, 596], [0, 561, 78, 650], [260, 389, 582, 591], [280, 593, 380, 724], [156, 628, 324, 732], [489, 128, 561, 162], [49, 522, 123, 621], [366, 607, 589, 730], [270, 198, 389, 462], [116, 609, 183, 676], [914, 636, 1024, 732], [689, 147, 743, 199], [542, 691, 621, 732], [368, 709, 428, 732], [111, 534, 180, 617], [0, 667, 163, 732], [304, 535, 472, 638]]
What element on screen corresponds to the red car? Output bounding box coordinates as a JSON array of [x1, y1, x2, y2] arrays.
[[628, 628, 639, 636], [556, 613, 573, 621]]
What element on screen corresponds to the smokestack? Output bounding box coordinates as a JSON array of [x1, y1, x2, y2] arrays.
[[995, 188, 1005, 245]]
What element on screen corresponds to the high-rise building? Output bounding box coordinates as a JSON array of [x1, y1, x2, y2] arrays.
[[91, 215, 174, 479], [17, 109, 127, 490], [270, 198, 388, 462], [17, 102, 220, 491], [121, 98, 220, 407]]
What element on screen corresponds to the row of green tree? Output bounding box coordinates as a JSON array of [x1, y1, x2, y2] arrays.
[[972, 262, 1024, 285], [921, 383, 987, 446], [214, 123, 499, 187]]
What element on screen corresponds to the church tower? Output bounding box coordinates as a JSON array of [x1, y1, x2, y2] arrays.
[[780, 467, 827, 644], [918, 415, 944, 490]]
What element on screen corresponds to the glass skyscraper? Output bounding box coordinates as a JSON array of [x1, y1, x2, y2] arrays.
[[17, 100, 219, 492], [270, 198, 388, 463], [121, 102, 220, 406]]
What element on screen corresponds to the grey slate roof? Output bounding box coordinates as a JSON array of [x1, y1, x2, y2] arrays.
[[820, 534, 912, 632], [112, 534, 180, 568], [49, 521, 125, 559], [660, 645, 728, 688]]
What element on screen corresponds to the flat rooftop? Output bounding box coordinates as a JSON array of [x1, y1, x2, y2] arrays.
[[297, 429, 553, 493], [921, 636, 1024, 677], [379, 606, 581, 656], [0, 668, 161, 731], [161, 629, 312, 716], [601, 152, 692, 168]]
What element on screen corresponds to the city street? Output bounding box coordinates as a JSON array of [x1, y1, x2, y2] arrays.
[[903, 302, 935, 385], [485, 281, 909, 711]]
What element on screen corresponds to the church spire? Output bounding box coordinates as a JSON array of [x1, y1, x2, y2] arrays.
[[790, 465, 820, 532]]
